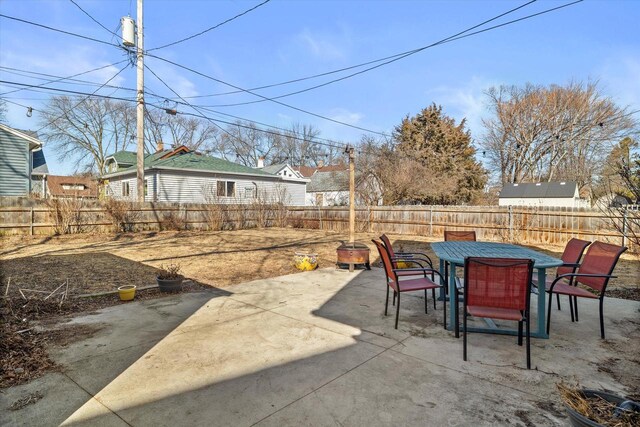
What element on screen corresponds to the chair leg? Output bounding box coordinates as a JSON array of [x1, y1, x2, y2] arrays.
[[526, 312, 531, 369], [463, 307, 468, 361], [443, 288, 447, 330], [569, 297, 575, 322], [557, 293, 561, 310], [546, 291, 553, 335], [518, 320, 523, 346], [444, 263, 449, 296], [392, 291, 396, 306], [574, 296, 579, 322], [424, 289, 428, 314], [455, 287, 460, 338], [599, 298, 605, 339], [432, 288, 436, 310], [395, 292, 400, 329], [384, 285, 390, 316]]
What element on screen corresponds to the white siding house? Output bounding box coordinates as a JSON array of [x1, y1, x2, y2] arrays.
[[498, 182, 590, 208], [102, 147, 307, 205]]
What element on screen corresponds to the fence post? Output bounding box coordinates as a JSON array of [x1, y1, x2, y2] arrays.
[[508, 205, 513, 242], [368, 206, 373, 233], [429, 205, 433, 236], [621, 208, 627, 247], [30, 207, 34, 236]]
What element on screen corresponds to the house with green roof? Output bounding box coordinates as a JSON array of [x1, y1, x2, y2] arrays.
[[102, 146, 308, 205]]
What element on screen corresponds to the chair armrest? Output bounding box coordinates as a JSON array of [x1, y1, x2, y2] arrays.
[[548, 273, 617, 291], [395, 252, 433, 267], [391, 256, 427, 268]]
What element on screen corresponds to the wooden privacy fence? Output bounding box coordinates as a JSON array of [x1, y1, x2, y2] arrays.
[[287, 205, 637, 250], [0, 203, 636, 251]]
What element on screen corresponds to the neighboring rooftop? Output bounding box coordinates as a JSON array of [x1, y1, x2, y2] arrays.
[[104, 146, 275, 177], [47, 175, 98, 198], [294, 164, 348, 178], [307, 170, 350, 192], [499, 182, 578, 199]]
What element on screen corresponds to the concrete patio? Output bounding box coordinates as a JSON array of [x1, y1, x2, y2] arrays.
[[2, 267, 639, 426]]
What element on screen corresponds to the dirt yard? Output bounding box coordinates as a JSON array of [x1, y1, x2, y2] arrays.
[[1, 229, 639, 388]]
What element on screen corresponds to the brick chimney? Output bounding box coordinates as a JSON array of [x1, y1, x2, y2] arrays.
[[257, 156, 265, 168], [156, 140, 164, 153]]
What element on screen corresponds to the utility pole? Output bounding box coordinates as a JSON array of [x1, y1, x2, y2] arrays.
[[347, 145, 355, 245], [136, 0, 145, 203]]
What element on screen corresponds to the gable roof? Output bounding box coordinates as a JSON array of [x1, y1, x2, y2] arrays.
[[307, 170, 350, 192], [499, 182, 578, 199], [47, 175, 98, 198], [0, 124, 43, 149], [294, 164, 347, 177], [261, 163, 288, 174], [103, 149, 275, 178]]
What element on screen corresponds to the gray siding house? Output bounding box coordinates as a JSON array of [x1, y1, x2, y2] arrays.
[[0, 124, 48, 197], [102, 146, 308, 205]]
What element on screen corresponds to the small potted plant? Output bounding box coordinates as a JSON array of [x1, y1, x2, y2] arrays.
[[156, 263, 184, 293]]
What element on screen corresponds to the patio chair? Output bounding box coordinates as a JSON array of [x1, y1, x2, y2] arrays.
[[444, 230, 477, 242], [546, 241, 627, 339], [372, 239, 445, 330], [532, 238, 591, 319], [443, 230, 477, 295], [462, 257, 534, 369]]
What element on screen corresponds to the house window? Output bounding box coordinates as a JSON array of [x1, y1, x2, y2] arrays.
[[122, 181, 130, 197], [244, 186, 256, 199], [217, 180, 236, 197]]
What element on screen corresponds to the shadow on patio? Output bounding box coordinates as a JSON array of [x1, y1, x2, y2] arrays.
[[23, 262, 637, 426]]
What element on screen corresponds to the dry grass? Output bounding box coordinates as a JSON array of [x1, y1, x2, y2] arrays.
[[557, 382, 640, 426]]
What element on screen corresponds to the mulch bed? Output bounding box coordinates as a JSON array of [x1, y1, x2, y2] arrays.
[[0, 279, 208, 389]]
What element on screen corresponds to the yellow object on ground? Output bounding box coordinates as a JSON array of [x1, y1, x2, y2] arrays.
[[294, 252, 318, 271], [118, 285, 136, 301]]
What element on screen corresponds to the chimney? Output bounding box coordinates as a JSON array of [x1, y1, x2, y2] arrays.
[[257, 156, 265, 168], [317, 160, 324, 168], [156, 140, 164, 153]]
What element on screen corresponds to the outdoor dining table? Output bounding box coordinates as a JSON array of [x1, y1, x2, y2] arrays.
[[431, 241, 563, 339]]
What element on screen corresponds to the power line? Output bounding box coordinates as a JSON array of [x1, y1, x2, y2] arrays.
[[34, 63, 130, 133], [146, 53, 389, 137], [0, 13, 120, 47], [145, 0, 582, 136], [69, 0, 121, 39], [144, 63, 344, 151], [0, 61, 129, 96], [177, 0, 538, 100], [198, 0, 586, 108], [147, 0, 271, 51], [0, 80, 136, 103]]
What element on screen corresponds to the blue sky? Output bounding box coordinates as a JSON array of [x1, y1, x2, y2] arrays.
[[1, 0, 639, 175]]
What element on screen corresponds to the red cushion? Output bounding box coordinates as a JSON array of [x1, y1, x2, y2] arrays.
[[467, 305, 524, 321], [547, 282, 599, 299]]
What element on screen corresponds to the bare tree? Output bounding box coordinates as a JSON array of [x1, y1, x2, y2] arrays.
[[39, 96, 136, 174], [0, 99, 7, 123], [145, 109, 222, 152], [481, 82, 637, 193]]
